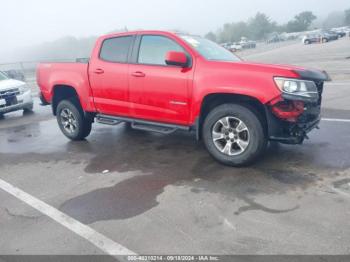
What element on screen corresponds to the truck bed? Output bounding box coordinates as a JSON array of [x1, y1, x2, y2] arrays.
[[37, 62, 92, 108]]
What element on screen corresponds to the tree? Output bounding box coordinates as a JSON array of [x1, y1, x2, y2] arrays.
[[205, 32, 217, 42], [322, 11, 345, 29], [218, 23, 236, 43], [286, 11, 316, 32], [205, 10, 318, 43], [247, 13, 275, 40], [286, 20, 303, 32], [345, 9, 350, 25], [217, 22, 249, 43]]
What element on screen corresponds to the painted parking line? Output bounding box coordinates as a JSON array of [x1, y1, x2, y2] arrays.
[[0, 178, 136, 256], [322, 118, 350, 123]]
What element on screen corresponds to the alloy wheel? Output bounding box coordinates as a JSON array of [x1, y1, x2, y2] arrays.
[[60, 108, 78, 134], [212, 116, 250, 156]]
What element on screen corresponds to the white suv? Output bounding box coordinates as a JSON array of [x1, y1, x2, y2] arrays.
[[0, 71, 33, 117]]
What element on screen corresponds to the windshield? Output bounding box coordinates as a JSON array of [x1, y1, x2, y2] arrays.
[[179, 35, 241, 62], [0, 71, 8, 81]]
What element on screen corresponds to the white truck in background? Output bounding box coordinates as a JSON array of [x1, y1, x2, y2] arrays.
[[0, 71, 33, 117]]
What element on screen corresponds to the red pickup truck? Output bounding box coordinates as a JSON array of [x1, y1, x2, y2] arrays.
[[37, 30, 329, 166]]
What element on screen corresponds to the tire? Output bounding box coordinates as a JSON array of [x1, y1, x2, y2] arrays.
[[202, 104, 267, 166], [23, 103, 34, 113], [304, 40, 310, 45], [82, 121, 92, 138], [56, 99, 92, 141]]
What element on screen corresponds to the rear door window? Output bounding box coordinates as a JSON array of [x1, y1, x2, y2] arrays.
[[100, 36, 133, 63]]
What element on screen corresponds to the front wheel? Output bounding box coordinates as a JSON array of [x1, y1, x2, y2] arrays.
[[56, 100, 92, 141], [202, 104, 267, 166]]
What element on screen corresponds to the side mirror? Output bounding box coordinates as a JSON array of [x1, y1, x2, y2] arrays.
[[165, 51, 188, 67]]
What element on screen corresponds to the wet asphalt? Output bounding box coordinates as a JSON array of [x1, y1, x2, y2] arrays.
[[1, 96, 350, 255], [1, 39, 350, 255]]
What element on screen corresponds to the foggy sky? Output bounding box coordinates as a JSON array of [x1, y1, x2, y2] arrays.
[[1, 0, 349, 56]]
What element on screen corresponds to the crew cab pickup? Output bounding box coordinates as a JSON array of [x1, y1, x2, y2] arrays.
[[37, 30, 330, 166]]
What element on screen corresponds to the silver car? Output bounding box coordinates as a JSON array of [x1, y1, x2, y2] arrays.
[[0, 71, 33, 116]]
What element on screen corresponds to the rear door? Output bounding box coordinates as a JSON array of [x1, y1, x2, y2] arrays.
[[128, 35, 192, 125], [89, 35, 134, 116]]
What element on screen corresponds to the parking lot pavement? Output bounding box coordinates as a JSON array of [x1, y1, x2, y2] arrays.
[[322, 81, 350, 114], [0, 98, 52, 130], [1, 39, 350, 256], [1, 100, 350, 255], [0, 190, 103, 255], [242, 37, 350, 81]]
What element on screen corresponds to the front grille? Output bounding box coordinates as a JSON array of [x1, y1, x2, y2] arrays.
[[0, 88, 20, 99]]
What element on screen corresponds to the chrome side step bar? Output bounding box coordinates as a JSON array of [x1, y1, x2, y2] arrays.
[[96, 116, 122, 126], [131, 122, 177, 134], [96, 114, 190, 134]]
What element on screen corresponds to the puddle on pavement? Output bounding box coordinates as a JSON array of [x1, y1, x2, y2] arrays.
[[60, 173, 171, 223], [59, 166, 304, 223], [59, 129, 334, 223]]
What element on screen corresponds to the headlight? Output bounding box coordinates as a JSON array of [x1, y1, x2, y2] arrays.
[[18, 84, 30, 94], [274, 77, 319, 99]]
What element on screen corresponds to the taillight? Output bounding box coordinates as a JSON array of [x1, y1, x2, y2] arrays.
[[270, 97, 304, 122]]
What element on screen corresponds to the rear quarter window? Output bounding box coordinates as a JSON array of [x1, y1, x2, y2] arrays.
[[99, 36, 133, 63]]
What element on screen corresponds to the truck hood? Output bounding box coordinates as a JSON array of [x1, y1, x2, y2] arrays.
[[238, 61, 331, 82], [0, 79, 26, 91]]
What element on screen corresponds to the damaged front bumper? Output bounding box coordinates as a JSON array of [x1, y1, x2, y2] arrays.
[[266, 80, 324, 145], [266, 107, 321, 144]]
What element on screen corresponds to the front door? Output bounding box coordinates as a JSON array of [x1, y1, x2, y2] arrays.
[[128, 35, 192, 125]]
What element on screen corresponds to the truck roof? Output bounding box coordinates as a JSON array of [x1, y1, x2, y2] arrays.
[[99, 30, 193, 40]]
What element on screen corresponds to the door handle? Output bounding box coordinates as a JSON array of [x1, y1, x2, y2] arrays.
[[94, 68, 104, 74], [131, 71, 146, 77]]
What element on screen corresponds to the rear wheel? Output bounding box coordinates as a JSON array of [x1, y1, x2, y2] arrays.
[[304, 40, 310, 45], [202, 104, 267, 166], [56, 99, 92, 141]]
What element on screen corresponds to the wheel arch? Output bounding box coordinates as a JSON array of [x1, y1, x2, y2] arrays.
[[52, 85, 81, 116], [196, 93, 268, 140]]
